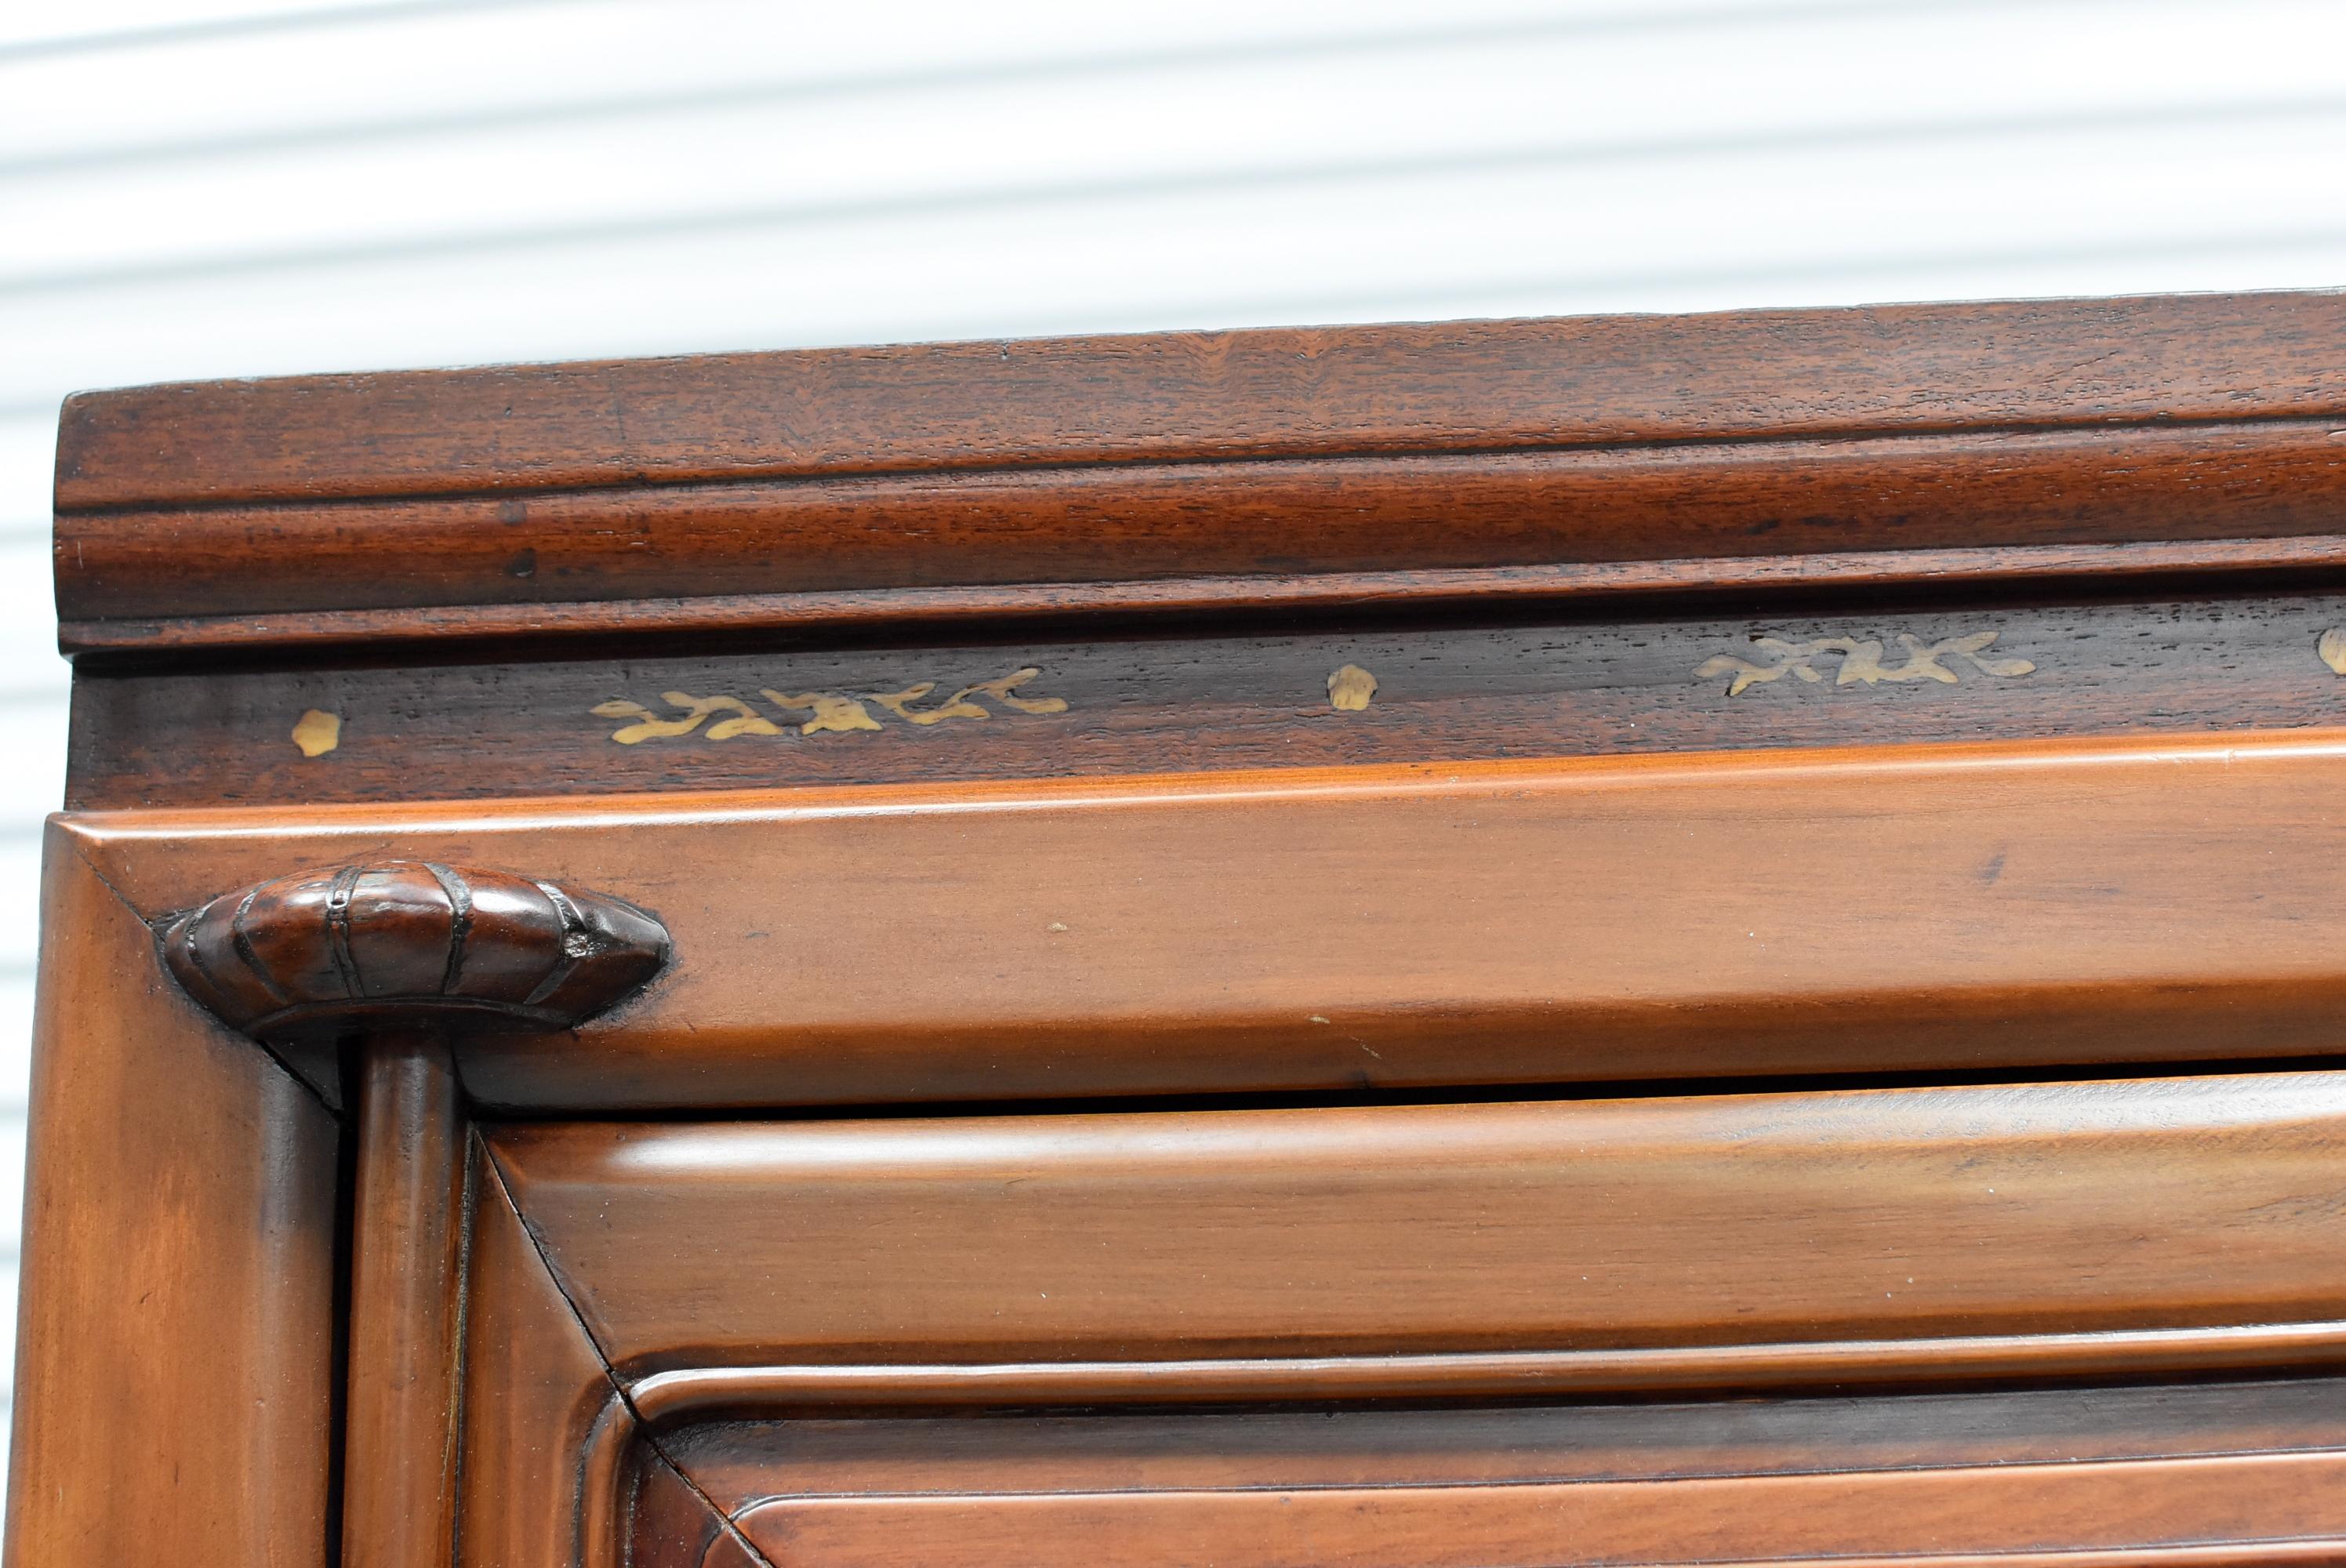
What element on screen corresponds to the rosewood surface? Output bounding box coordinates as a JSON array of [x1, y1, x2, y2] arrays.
[[51, 292, 2346, 653], [661, 1388, 2346, 1566], [30, 291, 2346, 1568], [486, 1077, 2346, 1566], [8, 832, 340, 1568], [486, 1075, 2346, 1376], [343, 1042, 467, 1568]]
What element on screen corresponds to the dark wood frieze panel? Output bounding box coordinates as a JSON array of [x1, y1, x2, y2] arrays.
[[64, 590, 2346, 809]]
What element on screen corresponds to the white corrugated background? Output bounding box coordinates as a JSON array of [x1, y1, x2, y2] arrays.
[[5, 0, 2346, 1492]]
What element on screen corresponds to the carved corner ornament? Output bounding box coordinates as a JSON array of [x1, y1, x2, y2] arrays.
[[158, 861, 670, 1041]]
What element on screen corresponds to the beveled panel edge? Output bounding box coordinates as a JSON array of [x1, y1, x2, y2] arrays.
[[57, 723, 2346, 840], [624, 1321, 2346, 1425]]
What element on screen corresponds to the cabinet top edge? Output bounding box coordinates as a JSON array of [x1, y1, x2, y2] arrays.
[[54, 291, 2346, 514], [52, 289, 2346, 659]]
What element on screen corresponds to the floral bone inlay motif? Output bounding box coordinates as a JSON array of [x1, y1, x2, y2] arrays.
[[2319, 628, 2346, 675], [593, 666, 1069, 744], [1698, 631, 2036, 697]]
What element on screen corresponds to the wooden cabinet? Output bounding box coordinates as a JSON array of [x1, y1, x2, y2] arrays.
[[16, 292, 2346, 1568]]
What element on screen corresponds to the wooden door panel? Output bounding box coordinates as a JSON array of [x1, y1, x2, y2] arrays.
[[488, 1073, 2346, 1381]]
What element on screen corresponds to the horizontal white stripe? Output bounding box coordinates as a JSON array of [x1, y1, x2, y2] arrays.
[[0, 413, 53, 541], [0, 1119, 22, 1254], [12, 4, 2346, 289], [0, 545, 64, 703], [0, 0, 1892, 159], [8, 111, 2346, 402], [0, 700, 65, 833], [0, 1, 465, 55], [0, 1261, 17, 1401], [0, 980, 29, 1112], [0, 834, 49, 968]]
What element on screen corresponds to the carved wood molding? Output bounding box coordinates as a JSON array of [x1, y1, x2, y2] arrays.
[[151, 860, 667, 1568], [158, 860, 669, 1040]]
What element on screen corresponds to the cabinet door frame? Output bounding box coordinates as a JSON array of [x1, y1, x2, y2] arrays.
[[5, 831, 341, 1568], [24, 731, 2346, 1568]]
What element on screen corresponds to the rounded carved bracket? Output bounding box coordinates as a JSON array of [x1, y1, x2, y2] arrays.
[[158, 861, 670, 1040]]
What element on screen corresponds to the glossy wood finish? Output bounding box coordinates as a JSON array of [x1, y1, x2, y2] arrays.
[[626, 1324, 2346, 1417], [664, 1381, 2346, 1507], [68, 532, 2346, 658], [53, 293, 2346, 652], [343, 1040, 467, 1568], [62, 590, 2346, 811], [459, 1139, 629, 1568], [140, 858, 670, 1568], [659, 1391, 2346, 1568], [5, 829, 340, 1568], [64, 295, 2346, 503], [722, 1456, 2346, 1567], [39, 292, 2346, 1568], [629, 1454, 732, 1568], [487, 1073, 2346, 1380], [158, 860, 669, 1038], [56, 732, 2346, 1109]]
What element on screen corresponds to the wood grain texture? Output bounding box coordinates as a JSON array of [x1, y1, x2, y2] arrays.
[[660, 1381, 2346, 1568], [724, 1455, 2346, 1567], [64, 535, 2346, 658], [5, 826, 340, 1568], [486, 1073, 2346, 1377], [342, 1039, 467, 1568], [52, 423, 2346, 639], [50, 292, 2346, 652], [663, 1380, 2346, 1511], [458, 1134, 630, 1568], [57, 732, 2346, 1109], [54, 293, 2346, 506], [61, 591, 2346, 811], [630, 1453, 743, 1568], [56, 290, 2346, 1568]]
